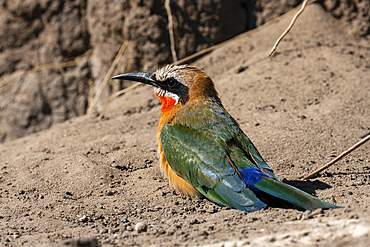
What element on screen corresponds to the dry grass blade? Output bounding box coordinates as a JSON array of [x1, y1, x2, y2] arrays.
[[98, 82, 142, 120], [87, 41, 129, 114], [269, 0, 316, 56], [165, 0, 177, 62], [0, 49, 93, 90], [301, 134, 370, 180]]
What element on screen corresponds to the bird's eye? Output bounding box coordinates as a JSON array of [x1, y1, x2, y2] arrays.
[[167, 78, 178, 88]]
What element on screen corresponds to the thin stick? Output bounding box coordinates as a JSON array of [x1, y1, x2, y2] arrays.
[[165, 0, 177, 62], [0, 49, 93, 89], [301, 134, 370, 180], [98, 82, 142, 120], [87, 41, 128, 114], [269, 0, 315, 56]]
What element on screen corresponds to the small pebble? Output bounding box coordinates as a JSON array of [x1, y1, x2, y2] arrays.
[[79, 215, 88, 222], [134, 222, 147, 233], [207, 206, 218, 214]]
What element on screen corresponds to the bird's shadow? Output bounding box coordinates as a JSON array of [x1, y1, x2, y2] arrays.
[[282, 178, 333, 196]]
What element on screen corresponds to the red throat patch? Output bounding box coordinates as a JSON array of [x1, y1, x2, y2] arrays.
[[156, 94, 176, 113]]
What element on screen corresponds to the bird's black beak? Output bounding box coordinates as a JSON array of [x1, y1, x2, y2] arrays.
[[111, 72, 157, 87]]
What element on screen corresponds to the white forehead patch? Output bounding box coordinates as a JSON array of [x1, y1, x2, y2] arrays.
[[154, 64, 188, 85]]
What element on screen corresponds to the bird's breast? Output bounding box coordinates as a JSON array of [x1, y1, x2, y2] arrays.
[[156, 104, 198, 197]]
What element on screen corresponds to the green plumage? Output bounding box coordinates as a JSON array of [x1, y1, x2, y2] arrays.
[[161, 99, 340, 212]]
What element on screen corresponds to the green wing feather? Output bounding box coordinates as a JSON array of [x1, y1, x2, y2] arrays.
[[161, 124, 266, 212], [234, 132, 280, 181], [174, 100, 279, 180]]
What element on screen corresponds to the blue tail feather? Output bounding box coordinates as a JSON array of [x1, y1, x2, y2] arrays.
[[239, 167, 271, 191], [238, 167, 341, 210]]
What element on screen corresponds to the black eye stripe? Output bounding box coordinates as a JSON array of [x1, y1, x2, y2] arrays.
[[167, 78, 178, 88]]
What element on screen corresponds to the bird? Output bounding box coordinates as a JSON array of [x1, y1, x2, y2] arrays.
[[112, 64, 340, 212]]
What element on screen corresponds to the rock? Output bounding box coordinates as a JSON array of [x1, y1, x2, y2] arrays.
[[79, 215, 88, 223], [0, 0, 90, 143], [0, 0, 251, 142], [134, 222, 147, 233]]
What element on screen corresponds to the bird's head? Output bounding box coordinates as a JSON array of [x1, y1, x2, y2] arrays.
[[112, 65, 220, 113]]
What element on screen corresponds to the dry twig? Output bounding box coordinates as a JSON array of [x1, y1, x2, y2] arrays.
[[165, 0, 178, 62], [175, 1, 311, 65], [269, 0, 316, 56], [87, 41, 129, 114], [0, 49, 93, 90], [301, 134, 370, 180]]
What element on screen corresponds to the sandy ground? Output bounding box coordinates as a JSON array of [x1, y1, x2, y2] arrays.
[[0, 4, 369, 246]]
